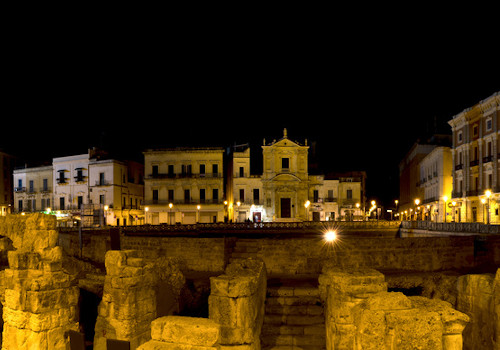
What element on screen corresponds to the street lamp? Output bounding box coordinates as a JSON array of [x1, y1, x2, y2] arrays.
[[443, 196, 448, 223], [169, 203, 173, 225], [197, 205, 201, 223], [452, 201, 457, 222], [485, 190, 492, 224], [304, 200, 310, 221], [414, 199, 420, 221], [144, 206, 149, 224]]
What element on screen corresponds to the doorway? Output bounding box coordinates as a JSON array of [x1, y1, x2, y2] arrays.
[[281, 198, 291, 218]]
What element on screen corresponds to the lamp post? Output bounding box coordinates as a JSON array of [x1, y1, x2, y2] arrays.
[[169, 203, 173, 225], [485, 190, 492, 224], [442, 196, 448, 223], [197, 205, 201, 223], [304, 200, 310, 222], [414, 199, 420, 221], [145, 206, 149, 224]]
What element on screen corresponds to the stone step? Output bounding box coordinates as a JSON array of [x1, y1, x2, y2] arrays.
[[261, 334, 326, 349], [264, 314, 324, 326], [266, 303, 323, 316]]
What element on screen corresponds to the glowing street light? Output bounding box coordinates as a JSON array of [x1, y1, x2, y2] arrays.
[[169, 203, 173, 225], [304, 200, 310, 221], [324, 230, 337, 243]]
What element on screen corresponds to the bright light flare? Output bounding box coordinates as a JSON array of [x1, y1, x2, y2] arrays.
[[324, 230, 337, 243]]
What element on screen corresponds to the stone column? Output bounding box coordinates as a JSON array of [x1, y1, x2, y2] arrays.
[[209, 258, 266, 349], [94, 250, 185, 350], [318, 267, 387, 350], [0, 214, 79, 350]]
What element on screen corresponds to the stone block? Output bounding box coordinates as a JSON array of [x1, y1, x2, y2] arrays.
[[210, 275, 259, 298], [386, 309, 443, 350], [151, 316, 220, 346], [362, 292, 412, 311]]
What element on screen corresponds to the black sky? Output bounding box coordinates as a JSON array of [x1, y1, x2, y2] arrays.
[[1, 24, 499, 207]]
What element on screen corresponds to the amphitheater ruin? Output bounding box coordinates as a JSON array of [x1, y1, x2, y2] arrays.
[[0, 213, 499, 349]]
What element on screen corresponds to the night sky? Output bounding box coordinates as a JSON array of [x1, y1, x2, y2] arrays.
[[2, 29, 499, 208]]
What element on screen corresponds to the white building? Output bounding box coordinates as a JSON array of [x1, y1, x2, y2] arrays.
[[143, 148, 225, 224], [14, 149, 144, 226]]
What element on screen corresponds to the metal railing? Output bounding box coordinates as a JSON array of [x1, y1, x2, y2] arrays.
[[401, 220, 500, 234]]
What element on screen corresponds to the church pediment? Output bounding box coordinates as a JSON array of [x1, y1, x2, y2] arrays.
[[263, 128, 308, 148], [270, 173, 302, 182]]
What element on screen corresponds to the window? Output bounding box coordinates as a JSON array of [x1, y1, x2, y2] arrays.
[[239, 189, 245, 202], [184, 189, 190, 203], [328, 190, 334, 201], [458, 131, 463, 142], [253, 189, 260, 202], [473, 125, 478, 137], [200, 189, 206, 203], [213, 188, 219, 202], [78, 196, 83, 209], [32, 199, 36, 211], [200, 164, 206, 176], [18, 179, 22, 188], [76, 169, 84, 182], [58, 170, 66, 184], [100, 195, 105, 204], [239, 167, 244, 177], [152, 165, 158, 177], [168, 190, 174, 202], [487, 118, 492, 131], [18, 200, 23, 211], [99, 172, 105, 185], [60, 197, 65, 210], [212, 164, 219, 176], [29, 180, 34, 193], [41, 198, 45, 210], [282, 158, 290, 170], [347, 189, 353, 199], [313, 190, 319, 203], [43, 178, 48, 191], [152, 190, 159, 203], [168, 165, 174, 177]]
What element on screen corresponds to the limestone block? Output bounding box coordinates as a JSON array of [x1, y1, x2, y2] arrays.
[[151, 316, 220, 346], [386, 309, 444, 350], [363, 291, 412, 311]]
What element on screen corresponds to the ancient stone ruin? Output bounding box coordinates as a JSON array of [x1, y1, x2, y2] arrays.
[[0, 214, 79, 350], [0, 213, 499, 349]]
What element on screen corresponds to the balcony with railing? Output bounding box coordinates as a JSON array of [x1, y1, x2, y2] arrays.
[[146, 172, 222, 180]]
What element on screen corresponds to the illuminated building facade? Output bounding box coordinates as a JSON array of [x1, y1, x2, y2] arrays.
[[13, 150, 144, 226], [13, 165, 53, 213], [417, 146, 452, 222], [449, 92, 500, 223], [228, 130, 362, 222], [143, 147, 225, 224]]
